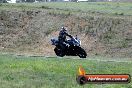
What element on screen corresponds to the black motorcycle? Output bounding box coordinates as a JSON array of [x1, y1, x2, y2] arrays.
[[51, 35, 87, 58]]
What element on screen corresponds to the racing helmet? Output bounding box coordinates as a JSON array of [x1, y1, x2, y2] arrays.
[[61, 26, 67, 31]]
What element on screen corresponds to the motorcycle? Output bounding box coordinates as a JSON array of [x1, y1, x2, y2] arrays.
[[51, 35, 87, 58]]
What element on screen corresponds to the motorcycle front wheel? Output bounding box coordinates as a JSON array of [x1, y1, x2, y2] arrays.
[[77, 47, 87, 58]]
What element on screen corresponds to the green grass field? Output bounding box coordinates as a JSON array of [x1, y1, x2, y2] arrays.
[[0, 2, 132, 16], [0, 54, 132, 88], [0, 2, 132, 88]]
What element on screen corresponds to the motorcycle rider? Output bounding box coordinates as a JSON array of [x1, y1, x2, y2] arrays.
[[58, 27, 72, 50]]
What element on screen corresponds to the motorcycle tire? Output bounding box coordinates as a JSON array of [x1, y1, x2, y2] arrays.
[[54, 47, 65, 57], [77, 47, 87, 58]]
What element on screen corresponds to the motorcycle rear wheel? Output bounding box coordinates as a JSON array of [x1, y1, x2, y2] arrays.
[[54, 47, 65, 57]]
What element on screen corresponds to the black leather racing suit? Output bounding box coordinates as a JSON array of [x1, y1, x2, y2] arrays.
[[58, 30, 72, 50]]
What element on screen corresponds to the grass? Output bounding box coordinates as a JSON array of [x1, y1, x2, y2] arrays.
[[0, 54, 132, 88], [0, 2, 132, 16], [0, 2, 132, 87], [0, 2, 132, 57]]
